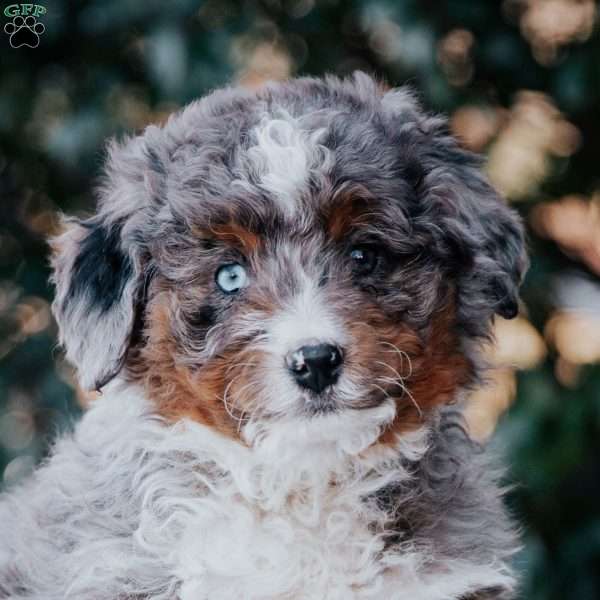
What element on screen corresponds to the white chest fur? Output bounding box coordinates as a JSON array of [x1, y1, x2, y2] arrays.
[[0, 385, 515, 599]]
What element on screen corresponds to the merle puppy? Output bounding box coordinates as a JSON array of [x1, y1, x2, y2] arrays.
[[0, 73, 526, 600]]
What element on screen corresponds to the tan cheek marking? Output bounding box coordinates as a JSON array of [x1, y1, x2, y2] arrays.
[[126, 296, 244, 439], [125, 285, 281, 440], [382, 302, 472, 441], [349, 300, 472, 443]]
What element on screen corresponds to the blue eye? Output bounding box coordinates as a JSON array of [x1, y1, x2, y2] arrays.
[[216, 263, 248, 294]]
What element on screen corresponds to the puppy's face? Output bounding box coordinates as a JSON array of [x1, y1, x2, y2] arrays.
[[51, 74, 527, 441], [138, 184, 464, 433]]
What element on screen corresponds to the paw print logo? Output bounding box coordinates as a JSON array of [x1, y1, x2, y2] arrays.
[[4, 15, 45, 48]]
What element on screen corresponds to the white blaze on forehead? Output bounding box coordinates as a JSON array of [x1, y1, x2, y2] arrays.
[[246, 111, 331, 214]]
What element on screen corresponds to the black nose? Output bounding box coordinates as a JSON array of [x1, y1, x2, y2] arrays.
[[286, 344, 343, 394]]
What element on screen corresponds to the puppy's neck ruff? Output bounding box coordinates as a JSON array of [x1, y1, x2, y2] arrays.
[[0, 382, 516, 599]]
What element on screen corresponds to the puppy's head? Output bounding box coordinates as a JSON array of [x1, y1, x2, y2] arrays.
[[51, 73, 527, 440]]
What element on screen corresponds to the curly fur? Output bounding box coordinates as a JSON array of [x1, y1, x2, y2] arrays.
[[0, 73, 525, 599], [0, 383, 517, 599]]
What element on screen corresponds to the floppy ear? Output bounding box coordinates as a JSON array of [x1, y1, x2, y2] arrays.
[[415, 114, 528, 324], [50, 125, 168, 390], [50, 217, 145, 391], [381, 87, 527, 323]]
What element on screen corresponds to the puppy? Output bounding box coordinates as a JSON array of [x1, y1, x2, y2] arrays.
[[0, 73, 526, 600]]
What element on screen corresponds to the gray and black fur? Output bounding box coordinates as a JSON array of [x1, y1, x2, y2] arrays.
[[0, 73, 526, 599]]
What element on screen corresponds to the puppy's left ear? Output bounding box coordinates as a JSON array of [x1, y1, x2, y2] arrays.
[[382, 88, 527, 321], [417, 115, 528, 322]]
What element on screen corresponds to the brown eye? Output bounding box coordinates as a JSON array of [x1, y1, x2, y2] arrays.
[[349, 246, 379, 275]]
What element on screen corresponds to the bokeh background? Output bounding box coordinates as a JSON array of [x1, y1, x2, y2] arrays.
[[1, 1, 599, 598]]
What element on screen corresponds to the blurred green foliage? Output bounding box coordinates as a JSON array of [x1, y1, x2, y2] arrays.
[[1, 1, 599, 598]]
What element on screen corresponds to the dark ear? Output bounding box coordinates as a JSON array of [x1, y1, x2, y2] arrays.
[[50, 126, 167, 390], [50, 217, 145, 391], [415, 114, 528, 323]]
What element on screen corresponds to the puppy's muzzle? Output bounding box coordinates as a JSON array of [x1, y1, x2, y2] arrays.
[[286, 343, 344, 394]]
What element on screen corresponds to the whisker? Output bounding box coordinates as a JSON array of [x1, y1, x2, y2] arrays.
[[375, 362, 423, 418], [371, 383, 391, 400], [226, 361, 259, 374], [375, 360, 404, 382], [230, 379, 265, 433], [221, 377, 243, 423], [378, 341, 413, 379]]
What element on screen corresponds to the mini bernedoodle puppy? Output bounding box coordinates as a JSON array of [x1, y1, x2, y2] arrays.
[[0, 73, 527, 600]]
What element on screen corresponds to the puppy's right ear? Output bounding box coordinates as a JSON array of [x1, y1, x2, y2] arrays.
[[50, 127, 168, 391], [50, 216, 145, 391]]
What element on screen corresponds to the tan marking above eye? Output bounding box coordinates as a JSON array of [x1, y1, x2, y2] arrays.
[[324, 184, 374, 241], [197, 222, 263, 254]]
